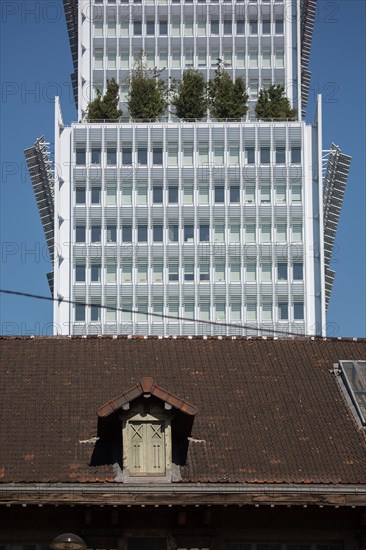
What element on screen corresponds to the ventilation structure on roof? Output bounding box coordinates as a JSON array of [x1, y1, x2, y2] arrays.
[[339, 360, 366, 425], [323, 144, 351, 309]]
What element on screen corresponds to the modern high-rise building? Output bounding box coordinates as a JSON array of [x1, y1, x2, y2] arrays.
[[25, 0, 351, 337]]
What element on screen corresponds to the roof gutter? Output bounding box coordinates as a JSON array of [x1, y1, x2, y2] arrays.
[[1, 483, 366, 507]]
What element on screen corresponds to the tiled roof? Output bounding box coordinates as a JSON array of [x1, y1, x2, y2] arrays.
[[1, 336, 366, 485]]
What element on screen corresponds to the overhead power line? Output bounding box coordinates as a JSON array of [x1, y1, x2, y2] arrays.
[[0, 288, 314, 338]]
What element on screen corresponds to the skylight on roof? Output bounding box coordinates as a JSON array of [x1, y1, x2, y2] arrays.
[[339, 360, 366, 425]]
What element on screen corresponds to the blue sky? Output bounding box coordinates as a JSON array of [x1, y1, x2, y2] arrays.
[[0, 0, 365, 337]]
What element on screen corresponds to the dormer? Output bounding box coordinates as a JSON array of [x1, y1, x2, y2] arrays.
[[97, 377, 197, 482]]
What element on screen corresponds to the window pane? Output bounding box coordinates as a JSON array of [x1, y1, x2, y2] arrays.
[[137, 186, 147, 205], [122, 186, 132, 205], [168, 186, 178, 203], [278, 301, 288, 320], [122, 225, 132, 242], [168, 148, 178, 165], [160, 20, 167, 34], [262, 302, 273, 321], [91, 264, 101, 282], [246, 264, 256, 282], [138, 225, 147, 242], [75, 304, 85, 321], [262, 19, 271, 34], [200, 224, 209, 241], [184, 225, 194, 241], [106, 264, 117, 282], [122, 147, 132, 165], [184, 186, 193, 204], [231, 302, 241, 321], [261, 263, 272, 281], [215, 225, 225, 242], [294, 302, 304, 320], [276, 185, 286, 203], [237, 19, 245, 34], [292, 223, 302, 242], [153, 186, 163, 203], [137, 147, 147, 165], [200, 264, 210, 281], [293, 262, 303, 280], [277, 262, 288, 280], [122, 263, 132, 282], [153, 225, 163, 242], [152, 264, 163, 282], [184, 263, 194, 281], [91, 186, 101, 204], [91, 148, 101, 164], [276, 147, 286, 163], [275, 18, 284, 34], [91, 305, 101, 321], [153, 147, 163, 164], [246, 148, 255, 164], [75, 265, 85, 282], [215, 263, 225, 282], [169, 265, 179, 282], [137, 264, 148, 282], [230, 264, 240, 282], [91, 225, 101, 242], [76, 149, 86, 165], [76, 188, 86, 204], [291, 147, 301, 163], [230, 224, 240, 242], [107, 225, 117, 243], [169, 225, 178, 242], [247, 302, 257, 321], [230, 186, 240, 202], [276, 224, 287, 241], [249, 19, 258, 34], [215, 185, 225, 203], [199, 185, 209, 204], [146, 20, 155, 35], [260, 147, 270, 164]]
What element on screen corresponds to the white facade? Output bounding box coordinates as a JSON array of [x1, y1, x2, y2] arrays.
[[51, 0, 325, 336]]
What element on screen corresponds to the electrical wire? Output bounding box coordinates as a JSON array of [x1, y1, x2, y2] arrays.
[[0, 288, 315, 338]]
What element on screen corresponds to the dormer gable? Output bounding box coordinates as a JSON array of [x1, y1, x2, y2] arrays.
[[96, 377, 197, 483]]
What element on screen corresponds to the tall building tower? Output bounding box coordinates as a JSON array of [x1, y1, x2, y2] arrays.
[[25, 0, 350, 337]]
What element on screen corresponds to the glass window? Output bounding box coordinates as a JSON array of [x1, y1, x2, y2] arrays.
[[183, 186, 193, 204], [153, 186, 163, 203], [184, 264, 194, 281], [168, 148, 178, 165], [168, 186, 178, 203], [75, 188, 86, 204], [291, 147, 301, 163], [91, 264, 101, 282], [200, 264, 210, 282], [199, 185, 209, 204], [94, 20, 103, 37], [184, 302, 194, 320], [245, 185, 255, 203], [224, 19, 232, 34], [262, 302, 273, 321], [106, 186, 116, 205], [91, 148, 101, 164], [107, 148, 116, 165], [153, 148, 163, 165], [169, 264, 179, 282], [293, 262, 303, 280], [122, 186, 132, 205], [294, 302, 304, 320], [200, 224, 210, 241], [137, 302, 148, 321], [121, 301, 132, 321], [231, 302, 241, 321], [216, 302, 226, 321], [246, 263, 256, 282], [107, 225, 117, 243], [199, 146, 208, 163], [152, 264, 163, 283], [215, 185, 225, 203], [146, 20, 155, 35], [276, 147, 286, 163], [249, 50, 258, 68], [275, 50, 285, 68], [137, 147, 147, 165], [262, 19, 271, 34], [246, 147, 255, 164], [249, 19, 258, 34], [197, 19, 206, 36], [278, 301, 288, 320], [247, 302, 257, 321], [292, 223, 302, 242], [75, 264, 85, 282], [183, 147, 193, 165], [276, 223, 287, 241], [230, 186, 240, 202], [159, 20, 167, 35], [134, 20, 142, 35], [215, 263, 225, 282], [277, 262, 288, 280], [260, 147, 270, 164], [122, 147, 132, 165], [122, 225, 132, 242], [211, 19, 219, 34], [246, 224, 256, 242], [90, 306, 101, 321], [230, 263, 240, 282], [137, 185, 147, 205], [138, 225, 148, 242], [230, 224, 240, 242], [184, 225, 194, 242], [76, 149, 86, 165], [75, 304, 85, 321], [276, 185, 286, 203], [215, 225, 225, 242], [291, 184, 302, 202], [106, 307, 117, 322], [168, 225, 178, 242], [153, 225, 163, 242], [262, 49, 271, 68], [200, 303, 210, 321], [91, 186, 101, 204], [261, 224, 271, 242], [261, 186, 270, 203], [275, 18, 284, 34], [153, 301, 164, 318], [261, 263, 272, 281], [91, 225, 101, 242], [229, 146, 239, 164], [237, 19, 245, 34], [137, 264, 148, 283], [122, 263, 132, 282], [106, 264, 117, 283]]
